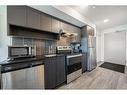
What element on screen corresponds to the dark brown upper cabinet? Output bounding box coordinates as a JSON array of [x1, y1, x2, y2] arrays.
[[61, 22, 71, 33], [27, 7, 41, 29], [51, 18, 60, 33], [40, 13, 52, 32], [7, 6, 81, 41], [72, 26, 81, 42], [61, 21, 81, 42], [87, 25, 95, 36], [7, 6, 27, 26]]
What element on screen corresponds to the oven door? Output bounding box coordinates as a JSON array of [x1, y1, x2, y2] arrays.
[[67, 62, 82, 75], [67, 54, 82, 66], [66, 62, 82, 84], [66, 55, 82, 84]]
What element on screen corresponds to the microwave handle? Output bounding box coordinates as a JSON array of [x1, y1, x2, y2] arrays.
[[32, 46, 36, 56], [29, 47, 32, 55]]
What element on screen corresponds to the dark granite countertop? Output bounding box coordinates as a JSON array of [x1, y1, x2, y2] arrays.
[[0, 53, 84, 66], [0, 55, 45, 66], [0, 54, 66, 66]]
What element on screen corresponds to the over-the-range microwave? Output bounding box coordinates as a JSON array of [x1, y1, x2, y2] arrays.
[[8, 45, 36, 60]]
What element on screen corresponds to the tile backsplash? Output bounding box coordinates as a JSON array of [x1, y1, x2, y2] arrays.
[[12, 37, 24, 46], [57, 36, 73, 46], [24, 38, 34, 46], [11, 35, 73, 56], [12, 37, 57, 55]]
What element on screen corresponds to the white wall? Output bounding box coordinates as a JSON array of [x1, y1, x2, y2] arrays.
[[100, 24, 127, 65], [0, 6, 11, 62], [96, 30, 102, 62], [101, 31, 104, 61]]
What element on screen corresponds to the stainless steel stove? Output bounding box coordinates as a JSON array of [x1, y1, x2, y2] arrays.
[[56, 46, 82, 84], [56, 46, 72, 54]]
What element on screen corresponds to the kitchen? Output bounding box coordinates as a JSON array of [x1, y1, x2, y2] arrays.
[[0, 5, 96, 89], [0, 5, 127, 90]]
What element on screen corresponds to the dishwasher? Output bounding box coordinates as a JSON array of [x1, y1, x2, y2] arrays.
[[1, 60, 44, 89]]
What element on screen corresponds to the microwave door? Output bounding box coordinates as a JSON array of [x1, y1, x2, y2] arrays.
[[8, 46, 32, 59]]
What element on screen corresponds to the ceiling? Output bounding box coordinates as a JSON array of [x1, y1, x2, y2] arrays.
[[68, 5, 127, 31]]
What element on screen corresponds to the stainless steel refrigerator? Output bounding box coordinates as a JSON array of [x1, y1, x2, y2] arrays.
[[87, 36, 97, 71], [81, 26, 97, 71]]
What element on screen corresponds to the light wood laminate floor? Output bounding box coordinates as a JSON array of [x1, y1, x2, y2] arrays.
[[59, 66, 127, 89]]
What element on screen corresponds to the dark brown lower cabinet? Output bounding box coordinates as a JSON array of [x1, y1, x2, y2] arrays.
[[82, 53, 87, 73], [56, 56, 66, 87], [0, 65, 1, 89], [44, 55, 66, 89]]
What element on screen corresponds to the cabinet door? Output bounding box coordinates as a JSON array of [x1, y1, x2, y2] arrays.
[[61, 22, 71, 32], [87, 25, 95, 36], [27, 7, 41, 29], [56, 56, 66, 86], [61, 22, 81, 42], [52, 18, 60, 33], [7, 6, 27, 26], [82, 53, 87, 73], [44, 57, 56, 89], [40, 13, 52, 32], [77, 27, 81, 42], [73, 26, 81, 42]]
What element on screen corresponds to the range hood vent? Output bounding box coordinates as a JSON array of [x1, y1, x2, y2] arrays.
[[59, 29, 78, 37]]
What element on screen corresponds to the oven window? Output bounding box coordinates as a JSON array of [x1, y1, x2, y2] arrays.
[[67, 62, 82, 74]]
